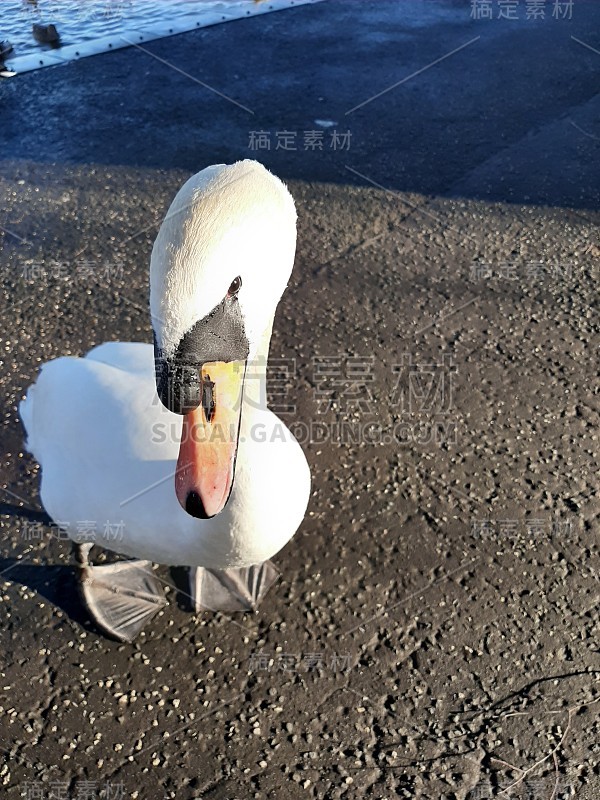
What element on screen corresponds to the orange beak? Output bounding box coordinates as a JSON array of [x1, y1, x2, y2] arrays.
[[175, 360, 246, 518]]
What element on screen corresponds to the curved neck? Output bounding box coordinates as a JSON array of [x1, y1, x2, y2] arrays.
[[242, 317, 273, 412]]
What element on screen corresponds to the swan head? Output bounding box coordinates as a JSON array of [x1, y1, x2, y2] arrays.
[[150, 160, 297, 519]]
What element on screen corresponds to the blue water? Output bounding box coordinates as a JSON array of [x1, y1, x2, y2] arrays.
[[1, 0, 257, 61]]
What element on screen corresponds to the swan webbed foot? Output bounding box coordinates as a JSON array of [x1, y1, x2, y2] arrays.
[[76, 543, 167, 642], [190, 561, 280, 614]]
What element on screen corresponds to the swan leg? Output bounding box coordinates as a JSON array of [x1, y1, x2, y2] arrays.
[[75, 543, 167, 643], [189, 561, 280, 614]]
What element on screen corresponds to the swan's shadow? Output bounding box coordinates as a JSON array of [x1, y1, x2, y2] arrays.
[[170, 566, 195, 612], [0, 557, 92, 628], [1, 500, 51, 525], [1, 504, 90, 627], [1, 500, 193, 634]]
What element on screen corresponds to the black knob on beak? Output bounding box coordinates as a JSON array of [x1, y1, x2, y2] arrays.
[[154, 347, 202, 416], [153, 295, 249, 415]]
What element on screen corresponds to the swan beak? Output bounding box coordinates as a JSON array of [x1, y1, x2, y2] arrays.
[[175, 360, 246, 519]]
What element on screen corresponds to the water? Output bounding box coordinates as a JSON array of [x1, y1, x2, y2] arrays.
[[1, 0, 281, 66]]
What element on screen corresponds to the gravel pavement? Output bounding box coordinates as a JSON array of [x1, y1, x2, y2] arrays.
[[0, 1, 599, 798]]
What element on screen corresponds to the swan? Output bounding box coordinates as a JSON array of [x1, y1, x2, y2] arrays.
[[20, 160, 311, 641]]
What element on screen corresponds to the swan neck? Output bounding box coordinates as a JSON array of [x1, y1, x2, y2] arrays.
[[243, 318, 274, 410]]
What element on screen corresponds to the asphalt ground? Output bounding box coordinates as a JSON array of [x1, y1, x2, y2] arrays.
[[0, 1, 599, 798]]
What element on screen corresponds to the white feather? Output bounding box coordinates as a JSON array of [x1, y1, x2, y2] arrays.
[[20, 161, 310, 569]]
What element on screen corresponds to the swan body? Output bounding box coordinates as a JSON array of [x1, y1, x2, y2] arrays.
[[20, 161, 310, 635], [21, 340, 310, 568]]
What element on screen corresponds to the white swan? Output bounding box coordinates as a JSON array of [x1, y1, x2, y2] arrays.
[[20, 160, 311, 641]]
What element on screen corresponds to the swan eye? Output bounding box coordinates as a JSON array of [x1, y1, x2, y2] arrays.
[[228, 276, 242, 296]]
